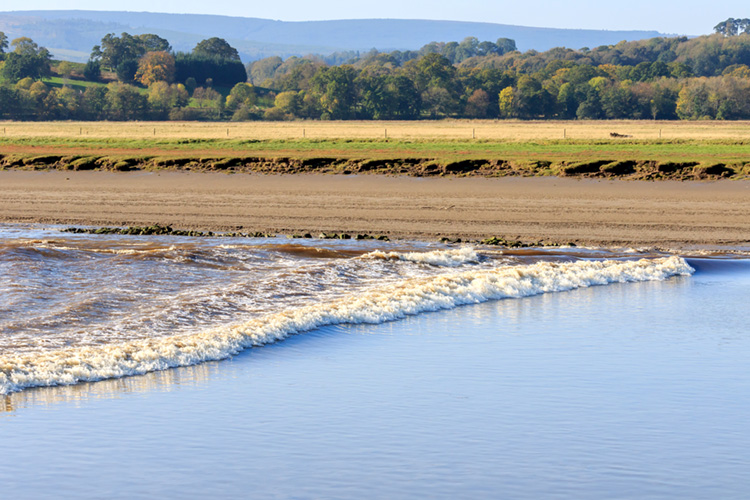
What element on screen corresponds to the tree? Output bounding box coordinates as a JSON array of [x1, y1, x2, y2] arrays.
[[148, 82, 188, 118], [650, 84, 678, 120], [600, 82, 636, 118], [84, 60, 101, 81], [274, 91, 302, 116], [0, 32, 8, 59], [557, 82, 584, 119], [714, 18, 750, 36], [496, 38, 517, 54], [513, 75, 554, 118], [57, 86, 81, 118], [465, 89, 491, 118], [377, 75, 421, 120], [0, 37, 52, 83], [116, 59, 139, 83], [248, 56, 282, 85], [0, 85, 21, 118], [92, 33, 146, 72], [310, 65, 358, 119], [422, 87, 455, 118], [498, 87, 515, 118], [455, 37, 480, 62], [174, 52, 247, 87], [356, 73, 390, 119], [81, 86, 108, 120], [410, 53, 456, 92], [192, 86, 223, 119], [135, 51, 176, 86], [576, 86, 605, 119], [137, 34, 171, 53], [57, 61, 76, 80], [184, 77, 197, 95], [226, 82, 256, 111], [105, 82, 148, 120], [193, 38, 240, 61]]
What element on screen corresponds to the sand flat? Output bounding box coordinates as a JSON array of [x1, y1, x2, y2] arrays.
[[1, 170, 749, 248]]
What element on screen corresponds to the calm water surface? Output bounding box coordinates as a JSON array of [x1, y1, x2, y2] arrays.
[[1, 224, 748, 499]]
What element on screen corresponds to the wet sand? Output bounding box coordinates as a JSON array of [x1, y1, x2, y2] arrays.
[[1, 170, 749, 248]]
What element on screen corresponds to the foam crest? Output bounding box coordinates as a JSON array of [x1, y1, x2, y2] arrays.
[[0, 256, 693, 394], [364, 247, 480, 267]]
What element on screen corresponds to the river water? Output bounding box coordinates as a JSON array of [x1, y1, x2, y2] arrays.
[[1, 224, 748, 498]]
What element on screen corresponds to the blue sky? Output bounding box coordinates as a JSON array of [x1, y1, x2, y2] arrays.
[[4, 1, 748, 35]]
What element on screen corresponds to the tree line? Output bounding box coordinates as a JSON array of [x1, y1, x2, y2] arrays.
[[1, 20, 750, 121]]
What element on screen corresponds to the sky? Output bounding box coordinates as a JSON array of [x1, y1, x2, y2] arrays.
[[4, 1, 748, 35]]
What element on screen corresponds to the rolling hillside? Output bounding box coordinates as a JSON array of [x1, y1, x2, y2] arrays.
[[0, 10, 666, 62]]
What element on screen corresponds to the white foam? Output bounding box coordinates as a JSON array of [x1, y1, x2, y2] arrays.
[[0, 256, 693, 394], [25, 241, 177, 255], [364, 247, 480, 267]]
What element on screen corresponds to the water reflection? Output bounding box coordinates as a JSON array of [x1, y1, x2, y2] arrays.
[[1, 362, 220, 415], [0, 274, 697, 415]]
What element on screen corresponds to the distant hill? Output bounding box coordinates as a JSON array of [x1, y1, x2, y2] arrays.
[[0, 10, 667, 63]]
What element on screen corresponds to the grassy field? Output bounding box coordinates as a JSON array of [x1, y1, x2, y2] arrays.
[[1, 120, 750, 171], [4, 119, 750, 141]]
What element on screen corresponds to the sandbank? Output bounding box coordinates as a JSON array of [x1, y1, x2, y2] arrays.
[[1, 170, 748, 248]]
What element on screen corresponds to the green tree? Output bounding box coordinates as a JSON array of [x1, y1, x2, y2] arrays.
[[600, 82, 636, 118], [0, 32, 8, 59], [105, 82, 148, 120], [184, 77, 197, 95], [193, 38, 241, 62], [714, 18, 750, 36], [422, 87, 456, 117], [356, 73, 390, 119], [81, 86, 108, 120], [56, 86, 81, 118], [137, 34, 171, 52], [248, 56, 283, 85], [83, 60, 101, 81], [192, 86, 223, 119], [409, 53, 456, 92], [576, 86, 605, 119], [0, 37, 52, 83], [496, 38, 517, 54], [148, 82, 189, 118], [455, 37, 480, 62], [384, 75, 421, 119], [225, 82, 256, 111], [274, 91, 302, 116], [116, 59, 139, 83], [513, 75, 554, 118], [57, 61, 76, 80], [311, 65, 358, 119], [650, 84, 678, 119], [0, 85, 21, 118], [557, 82, 584, 119], [92, 33, 146, 72]]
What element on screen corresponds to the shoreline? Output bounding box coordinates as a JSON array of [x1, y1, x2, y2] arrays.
[[1, 170, 749, 250], [1, 153, 747, 182]]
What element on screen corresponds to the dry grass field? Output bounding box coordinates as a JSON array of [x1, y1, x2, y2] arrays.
[[1, 120, 750, 179], [3, 119, 750, 141]]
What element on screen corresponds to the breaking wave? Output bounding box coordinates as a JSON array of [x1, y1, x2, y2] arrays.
[[0, 256, 693, 395], [364, 247, 480, 267]]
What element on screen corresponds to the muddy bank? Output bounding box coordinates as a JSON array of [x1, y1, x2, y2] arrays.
[[1, 154, 748, 181], [2, 171, 749, 249]]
